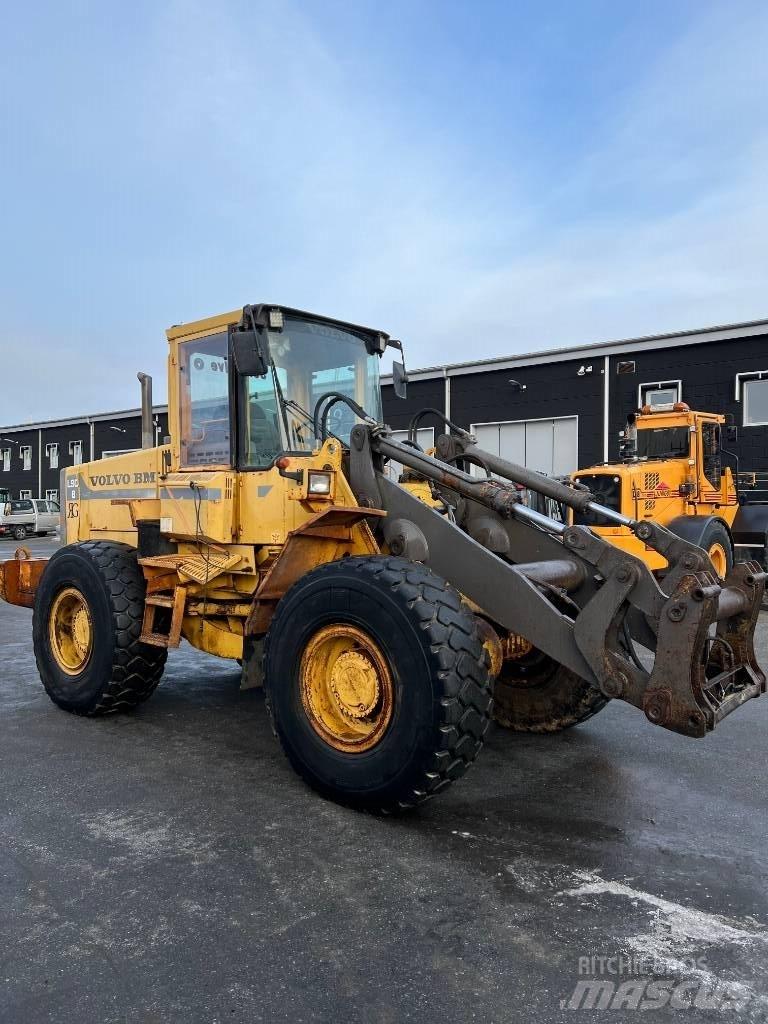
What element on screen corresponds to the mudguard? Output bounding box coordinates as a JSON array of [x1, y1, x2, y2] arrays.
[[665, 514, 732, 549]]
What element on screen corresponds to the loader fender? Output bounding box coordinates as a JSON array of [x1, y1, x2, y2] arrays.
[[665, 515, 733, 550], [665, 516, 734, 578]]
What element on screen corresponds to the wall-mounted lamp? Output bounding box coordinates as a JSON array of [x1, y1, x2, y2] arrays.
[[508, 379, 527, 391], [109, 425, 127, 434], [2, 437, 19, 444], [577, 365, 593, 376]]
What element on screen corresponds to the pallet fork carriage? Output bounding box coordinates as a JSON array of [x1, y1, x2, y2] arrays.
[[1, 303, 765, 811]]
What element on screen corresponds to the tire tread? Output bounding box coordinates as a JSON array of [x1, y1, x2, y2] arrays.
[[264, 555, 492, 812], [34, 541, 166, 715]]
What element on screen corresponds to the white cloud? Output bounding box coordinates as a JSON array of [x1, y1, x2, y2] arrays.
[[1, 1, 767, 421]]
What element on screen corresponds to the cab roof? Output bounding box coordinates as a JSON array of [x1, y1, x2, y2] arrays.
[[166, 303, 390, 345]]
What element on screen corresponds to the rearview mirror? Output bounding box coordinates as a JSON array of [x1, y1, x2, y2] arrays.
[[392, 360, 408, 400], [231, 329, 268, 377]]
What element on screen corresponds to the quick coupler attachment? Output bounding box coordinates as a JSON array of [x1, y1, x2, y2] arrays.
[[639, 561, 766, 737]]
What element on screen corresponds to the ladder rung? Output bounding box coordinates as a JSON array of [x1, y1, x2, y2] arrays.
[[140, 632, 171, 648], [145, 595, 175, 608]]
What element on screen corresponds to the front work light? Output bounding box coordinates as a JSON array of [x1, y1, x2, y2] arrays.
[[307, 471, 332, 496]]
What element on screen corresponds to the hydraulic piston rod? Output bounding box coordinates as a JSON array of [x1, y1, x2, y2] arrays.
[[584, 502, 636, 527], [373, 434, 524, 519], [515, 558, 587, 590], [376, 431, 634, 532], [461, 442, 597, 512], [451, 440, 638, 527]]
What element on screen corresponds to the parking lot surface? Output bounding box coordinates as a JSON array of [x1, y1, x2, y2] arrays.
[[1, 536, 767, 1022]]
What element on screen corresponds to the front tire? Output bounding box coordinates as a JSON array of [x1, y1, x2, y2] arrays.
[[33, 541, 167, 715], [264, 556, 492, 812], [700, 520, 733, 579]]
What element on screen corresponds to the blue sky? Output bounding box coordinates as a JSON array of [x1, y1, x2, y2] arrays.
[[1, 0, 767, 422]]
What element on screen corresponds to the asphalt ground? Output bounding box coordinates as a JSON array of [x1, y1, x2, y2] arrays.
[[1, 535, 767, 1023]]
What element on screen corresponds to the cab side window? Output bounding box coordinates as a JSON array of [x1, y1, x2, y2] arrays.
[[179, 333, 231, 467], [701, 423, 722, 489]]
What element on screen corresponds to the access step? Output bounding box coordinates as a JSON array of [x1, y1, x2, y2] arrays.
[[140, 587, 186, 649]]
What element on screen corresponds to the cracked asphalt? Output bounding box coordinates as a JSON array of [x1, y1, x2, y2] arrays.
[[1, 537, 767, 1022]]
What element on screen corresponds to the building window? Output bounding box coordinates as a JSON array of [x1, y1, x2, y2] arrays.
[[69, 440, 83, 466], [46, 489, 59, 503], [46, 442, 59, 468], [638, 381, 681, 409], [20, 445, 32, 471], [1, 449, 9, 472], [19, 489, 32, 499], [742, 377, 768, 426]]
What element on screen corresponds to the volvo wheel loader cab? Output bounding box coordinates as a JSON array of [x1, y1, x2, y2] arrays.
[[0, 303, 765, 813], [571, 403, 768, 578]]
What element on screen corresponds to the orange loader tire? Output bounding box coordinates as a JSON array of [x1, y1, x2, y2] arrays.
[[699, 520, 733, 580]]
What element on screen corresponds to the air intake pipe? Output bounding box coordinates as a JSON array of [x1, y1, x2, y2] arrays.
[[137, 373, 154, 449]]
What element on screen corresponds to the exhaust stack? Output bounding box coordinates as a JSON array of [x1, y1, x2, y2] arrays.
[[137, 373, 154, 449]]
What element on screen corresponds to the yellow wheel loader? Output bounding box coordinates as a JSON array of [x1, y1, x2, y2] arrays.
[[1, 304, 765, 812], [569, 402, 768, 578]]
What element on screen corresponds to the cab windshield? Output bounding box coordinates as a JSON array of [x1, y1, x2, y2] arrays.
[[636, 426, 690, 460], [240, 316, 383, 469]]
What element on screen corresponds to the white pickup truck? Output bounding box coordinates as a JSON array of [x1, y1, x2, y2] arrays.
[[0, 498, 60, 540]]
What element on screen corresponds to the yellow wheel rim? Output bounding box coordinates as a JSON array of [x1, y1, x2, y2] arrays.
[[708, 541, 728, 579], [49, 587, 93, 675], [300, 624, 394, 753]]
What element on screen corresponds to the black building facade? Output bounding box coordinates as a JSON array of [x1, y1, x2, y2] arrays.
[[382, 318, 768, 477], [1, 318, 767, 501], [0, 408, 169, 502]]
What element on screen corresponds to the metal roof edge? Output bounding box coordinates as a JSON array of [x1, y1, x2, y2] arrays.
[[381, 317, 768, 384], [0, 405, 169, 434]]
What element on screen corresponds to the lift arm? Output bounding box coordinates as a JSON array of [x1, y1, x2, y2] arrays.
[[348, 424, 766, 738]]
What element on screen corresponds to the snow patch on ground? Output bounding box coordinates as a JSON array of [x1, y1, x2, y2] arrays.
[[561, 869, 768, 1012], [83, 811, 217, 863]]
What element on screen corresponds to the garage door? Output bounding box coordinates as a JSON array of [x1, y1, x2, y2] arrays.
[[471, 417, 578, 476]]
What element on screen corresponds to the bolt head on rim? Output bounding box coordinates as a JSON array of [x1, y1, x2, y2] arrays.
[[300, 624, 394, 753], [48, 587, 93, 675]]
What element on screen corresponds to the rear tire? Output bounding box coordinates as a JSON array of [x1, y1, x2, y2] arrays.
[[33, 541, 167, 715], [264, 555, 493, 812], [493, 643, 607, 733], [13, 525, 28, 541]]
